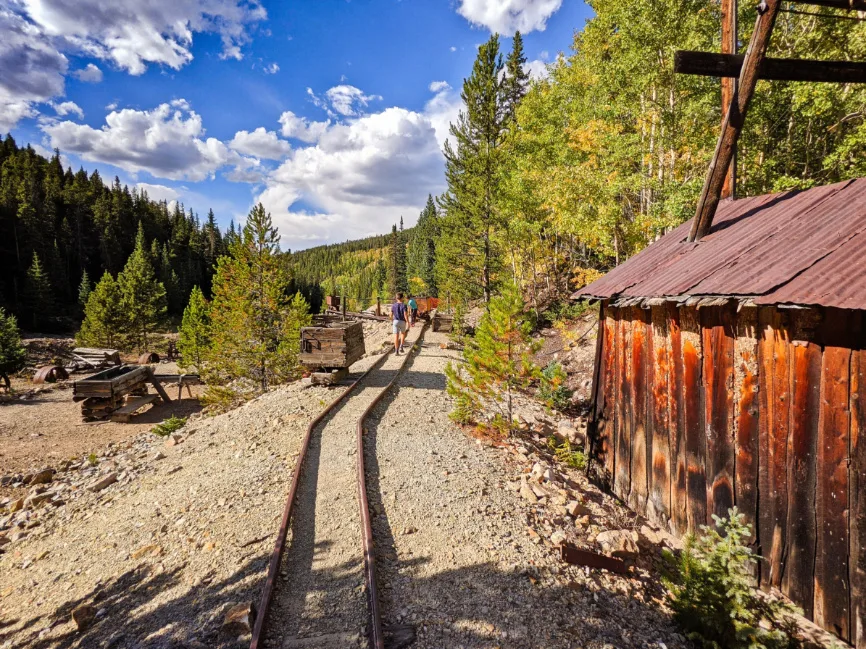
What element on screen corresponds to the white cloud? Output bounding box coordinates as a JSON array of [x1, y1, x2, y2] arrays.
[[229, 127, 290, 160], [264, 62, 279, 74], [21, 0, 267, 75], [525, 58, 550, 81], [41, 100, 243, 181], [52, 100, 83, 118], [257, 107, 446, 249], [450, 46, 457, 52], [323, 85, 382, 117], [136, 182, 180, 202], [456, 0, 562, 34], [278, 111, 330, 144], [0, 7, 68, 131], [105, 101, 117, 110], [424, 81, 463, 149], [72, 62, 102, 82]]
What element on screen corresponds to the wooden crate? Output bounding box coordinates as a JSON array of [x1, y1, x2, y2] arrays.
[[432, 311, 454, 333], [299, 321, 365, 369]]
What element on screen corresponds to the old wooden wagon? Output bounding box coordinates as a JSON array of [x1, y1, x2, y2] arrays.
[[299, 321, 365, 384], [73, 364, 170, 422], [574, 178, 866, 646]]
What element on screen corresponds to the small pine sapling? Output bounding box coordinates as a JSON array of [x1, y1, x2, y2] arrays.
[[0, 308, 27, 391], [664, 508, 801, 649], [445, 283, 539, 432], [539, 361, 573, 411]]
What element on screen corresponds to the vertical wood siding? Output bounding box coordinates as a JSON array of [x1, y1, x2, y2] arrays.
[[592, 302, 865, 646]]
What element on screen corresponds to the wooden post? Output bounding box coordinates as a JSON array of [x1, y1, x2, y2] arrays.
[[341, 293, 347, 321], [376, 297, 381, 317], [688, 0, 781, 242], [148, 367, 171, 403], [721, 0, 737, 200]]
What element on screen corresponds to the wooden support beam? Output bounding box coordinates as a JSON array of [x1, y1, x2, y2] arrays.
[[721, 0, 738, 199], [676, 51, 866, 84], [688, 0, 782, 243]]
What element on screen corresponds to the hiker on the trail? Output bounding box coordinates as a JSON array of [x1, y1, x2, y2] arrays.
[[392, 293, 408, 354], [408, 296, 418, 327]]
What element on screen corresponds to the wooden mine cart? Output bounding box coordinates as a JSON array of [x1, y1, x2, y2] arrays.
[[73, 364, 170, 422], [299, 321, 365, 385], [432, 310, 454, 333]]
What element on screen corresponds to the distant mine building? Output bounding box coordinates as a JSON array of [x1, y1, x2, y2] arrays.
[[575, 178, 866, 646]]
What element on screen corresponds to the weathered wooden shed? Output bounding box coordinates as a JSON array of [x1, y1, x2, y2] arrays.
[[574, 178, 866, 646]]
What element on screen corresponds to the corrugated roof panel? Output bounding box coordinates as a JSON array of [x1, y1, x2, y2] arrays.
[[573, 178, 866, 310]]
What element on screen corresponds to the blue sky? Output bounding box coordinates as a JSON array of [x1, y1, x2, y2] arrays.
[[2, 0, 592, 249]]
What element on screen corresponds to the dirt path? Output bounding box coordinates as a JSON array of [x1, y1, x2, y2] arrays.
[[365, 330, 687, 649], [263, 325, 423, 649]]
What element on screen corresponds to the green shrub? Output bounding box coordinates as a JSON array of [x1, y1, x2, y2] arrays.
[[151, 416, 187, 437], [664, 508, 800, 649], [547, 435, 586, 470], [539, 362, 573, 411]]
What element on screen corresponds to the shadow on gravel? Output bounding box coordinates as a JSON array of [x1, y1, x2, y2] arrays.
[[3, 552, 272, 649], [359, 348, 687, 649]]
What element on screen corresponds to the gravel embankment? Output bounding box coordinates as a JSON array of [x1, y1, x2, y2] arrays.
[[365, 330, 690, 649], [0, 332, 393, 649], [263, 325, 423, 649]]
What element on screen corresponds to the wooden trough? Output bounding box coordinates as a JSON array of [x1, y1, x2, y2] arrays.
[[299, 321, 365, 385], [73, 364, 170, 422]]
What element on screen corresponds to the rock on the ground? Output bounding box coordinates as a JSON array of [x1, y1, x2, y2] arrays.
[[72, 604, 97, 631], [222, 602, 256, 636], [596, 529, 640, 559]]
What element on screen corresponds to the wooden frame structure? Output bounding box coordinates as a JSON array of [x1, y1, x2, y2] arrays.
[[680, 0, 866, 241]]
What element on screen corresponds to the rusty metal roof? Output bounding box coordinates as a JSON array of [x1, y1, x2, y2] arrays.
[[573, 178, 866, 310]]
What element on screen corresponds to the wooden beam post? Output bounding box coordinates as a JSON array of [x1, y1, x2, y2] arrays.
[[721, 0, 737, 199], [688, 0, 781, 242], [675, 51, 866, 83]]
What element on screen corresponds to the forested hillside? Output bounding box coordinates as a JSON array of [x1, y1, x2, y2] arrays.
[[287, 195, 439, 312], [0, 135, 231, 331]]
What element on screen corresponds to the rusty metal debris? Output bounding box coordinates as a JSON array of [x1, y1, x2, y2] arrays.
[[560, 542, 628, 574], [32, 365, 69, 384]]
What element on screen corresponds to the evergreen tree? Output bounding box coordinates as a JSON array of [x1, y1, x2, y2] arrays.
[[503, 31, 530, 123], [444, 283, 538, 431], [388, 224, 408, 295], [177, 286, 211, 371], [23, 252, 53, 330], [118, 223, 166, 351], [438, 34, 509, 307], [77, 270, 91, 311], [407, 195, 438, 295], [0, 307, 26, 390], [78, 272, 126, 348], [208, 203, 311, 392]]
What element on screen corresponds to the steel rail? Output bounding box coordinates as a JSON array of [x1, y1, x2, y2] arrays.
[[356, 323, 428, 649], [249, 347, 395, 649]]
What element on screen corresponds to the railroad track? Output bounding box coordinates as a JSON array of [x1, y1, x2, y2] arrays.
[[251, 324, 427, 649]]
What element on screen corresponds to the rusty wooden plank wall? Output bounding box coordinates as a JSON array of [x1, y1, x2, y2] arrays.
[[592, 301, 865, 646]]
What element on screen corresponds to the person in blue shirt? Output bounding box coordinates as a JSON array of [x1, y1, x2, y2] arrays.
[[391, 293, 408, 354], [407, 296, 418, 326]]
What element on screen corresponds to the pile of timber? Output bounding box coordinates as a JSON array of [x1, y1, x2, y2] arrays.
[[73, 365, 170, 422], [432, 310, 454, 333], [300, 321, 365, 370], [70, 347, 121, 370]]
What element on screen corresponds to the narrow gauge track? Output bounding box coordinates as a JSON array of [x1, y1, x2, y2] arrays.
[[251, 324, 427, 649]]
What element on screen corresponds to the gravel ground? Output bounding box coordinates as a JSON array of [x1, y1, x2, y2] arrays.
[[263, 325, 423, 649], [0, 333, 392, 649], [365, 330, 690, 649]]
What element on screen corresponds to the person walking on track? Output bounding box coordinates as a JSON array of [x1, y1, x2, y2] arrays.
[[392, 293, 408, 354], [407, 296, 418, 327]]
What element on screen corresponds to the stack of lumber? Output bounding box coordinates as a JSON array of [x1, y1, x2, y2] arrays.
[[300, 321, 365, 369], [432, 311, 454, 333], [71, 347, 121, 369]]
